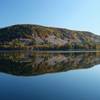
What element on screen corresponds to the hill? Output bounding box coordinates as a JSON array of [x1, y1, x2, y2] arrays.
[[0, 24, 100, 50]]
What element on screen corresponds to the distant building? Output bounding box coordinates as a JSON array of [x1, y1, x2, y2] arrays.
[[96, 42, 100, 50], [19, 38, 32, 45]]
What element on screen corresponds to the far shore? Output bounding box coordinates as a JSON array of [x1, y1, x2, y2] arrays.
[[0, 49, 100, 53]]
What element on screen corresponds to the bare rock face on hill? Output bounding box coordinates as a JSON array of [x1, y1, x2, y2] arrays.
[[0, 24, 100, 50]]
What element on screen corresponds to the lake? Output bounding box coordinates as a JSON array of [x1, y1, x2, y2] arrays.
[[0, 51, 100, 100]]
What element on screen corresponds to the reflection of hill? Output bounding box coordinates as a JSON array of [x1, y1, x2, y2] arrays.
[[0, 52, 100, 76]]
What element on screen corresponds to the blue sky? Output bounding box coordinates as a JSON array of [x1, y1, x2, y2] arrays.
[[0, 0, 100, 35]]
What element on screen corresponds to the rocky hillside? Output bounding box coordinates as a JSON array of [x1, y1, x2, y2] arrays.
[[0, 24, 100, 50]]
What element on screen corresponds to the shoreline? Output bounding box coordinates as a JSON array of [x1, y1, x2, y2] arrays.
[[0, 50, 100, 53]]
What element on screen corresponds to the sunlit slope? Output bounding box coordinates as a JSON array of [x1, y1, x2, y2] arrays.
[[0, 24, 100, 49]]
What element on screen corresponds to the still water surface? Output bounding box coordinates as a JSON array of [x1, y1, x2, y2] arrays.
[[0, 51, 100, 100]]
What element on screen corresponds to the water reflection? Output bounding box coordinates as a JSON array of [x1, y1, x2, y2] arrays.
[[0, 51, 100, 76]]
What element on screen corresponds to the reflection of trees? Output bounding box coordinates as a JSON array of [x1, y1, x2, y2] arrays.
[[0, 52, 100, 76]]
